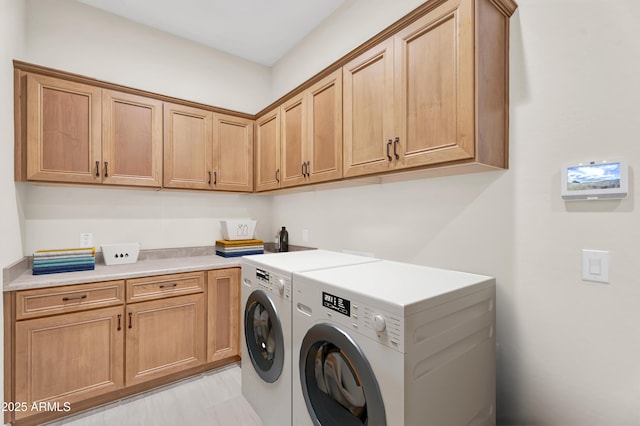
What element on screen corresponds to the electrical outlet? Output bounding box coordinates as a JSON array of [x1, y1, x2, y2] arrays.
[[102, 243, 140, 265], [80, 233, 93, 248]]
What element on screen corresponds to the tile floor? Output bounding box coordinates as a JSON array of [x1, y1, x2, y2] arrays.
[[44, 364, 264, 426]]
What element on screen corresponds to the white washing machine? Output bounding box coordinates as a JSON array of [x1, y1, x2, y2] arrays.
[[292, 260, 496, 426], [240, 250, 379, 426]]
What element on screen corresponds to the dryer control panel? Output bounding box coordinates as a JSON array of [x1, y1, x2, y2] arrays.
[[321, 290, 403, 352], [255, 268, 291, 301]]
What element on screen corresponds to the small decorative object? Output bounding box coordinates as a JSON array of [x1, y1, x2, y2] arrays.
[[278, 226, 289, 252]]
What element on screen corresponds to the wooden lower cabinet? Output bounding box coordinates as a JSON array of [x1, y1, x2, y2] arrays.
[[125, 293, 206, 386], [5, 268, 240, 425], [207, 268, 240, 362], [14, 306, 125, 420]]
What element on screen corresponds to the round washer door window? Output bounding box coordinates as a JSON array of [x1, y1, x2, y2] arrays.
[[244, 289, 284, 383], [299, 323, 386, 426]]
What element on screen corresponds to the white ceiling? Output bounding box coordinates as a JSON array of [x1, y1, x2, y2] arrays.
[[77, 0, 347, 66]]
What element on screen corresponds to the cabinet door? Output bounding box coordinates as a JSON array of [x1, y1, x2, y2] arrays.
[[125, 293, 205, 386], [280, 94, 306, 188], [102, 90, 163, 187], [212, 113, 254, 192], [207, 268, 240, 362], [163, 102, 213, 190], [14, 306, 124, 420], [254, 107, 281, 192], [307, 69, 343, 184], [26, 74, 102, 183], [342, 38, 396, 178], [394, 0, 475, 168]]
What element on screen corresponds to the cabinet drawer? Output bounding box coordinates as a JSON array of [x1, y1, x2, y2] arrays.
[[126, 271, 205, 303], [16, 280, 125, 320]]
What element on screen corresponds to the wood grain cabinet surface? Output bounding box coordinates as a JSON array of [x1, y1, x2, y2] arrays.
[[344, 0, 513, 178], [13, 305, 125, 421], [5, 268, 241, 425], [164, 103, 254, 192], [281, 69, 343, 188], [257, 69, 343, 192], [207, 268, 240, 362], [254, 107, 281, 192], [125, 293, 206, 386], [19, 73, 163, 187]]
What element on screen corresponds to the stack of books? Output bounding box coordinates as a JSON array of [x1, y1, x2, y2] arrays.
[[215, 239, 264, 258], [32, 247, 96, 275]]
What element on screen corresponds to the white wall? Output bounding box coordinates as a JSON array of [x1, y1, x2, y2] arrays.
[[25, 0, 271, 114], [271, 0, 426, 98], [271, 0, 640, 424], [18, 0, 274, 253]]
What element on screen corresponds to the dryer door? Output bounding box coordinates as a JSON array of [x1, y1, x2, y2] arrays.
[[244, 289, 285, 383], [299, 323, 386, 426]]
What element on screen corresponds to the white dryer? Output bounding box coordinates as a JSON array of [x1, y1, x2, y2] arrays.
[[240, 250, 379, 426], [292, 260, 496, 426]]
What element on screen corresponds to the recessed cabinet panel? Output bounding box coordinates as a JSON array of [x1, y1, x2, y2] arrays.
[[207, 268, 240, 362], [281, 96, 305, 188], [102, 90, 163, 187], [214, 114, 254, 192], [307, 69, 342, 183], [164, 103, 213, 190], [26, 74, 101, 183], [405, 16, 457, 153], [14, 306, 125, 419], [255, 108, 281, 192], [395, 1, 475, 168], [343, 39, 395, 177], [125, 293, 205, 386]]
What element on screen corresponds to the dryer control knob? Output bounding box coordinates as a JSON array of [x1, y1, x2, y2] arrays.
[[372, 314, 386, 332], [276, 278, 286, 294]]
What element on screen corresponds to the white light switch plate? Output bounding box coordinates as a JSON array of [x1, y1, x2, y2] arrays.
[[582, 249, 609, 284]]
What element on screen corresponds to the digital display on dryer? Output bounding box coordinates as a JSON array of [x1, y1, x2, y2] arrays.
[[322, 292, 350, 317], [256, 268, 269, 282]]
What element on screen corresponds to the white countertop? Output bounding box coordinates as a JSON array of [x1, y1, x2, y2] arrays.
[[5, 254, 241, 292]]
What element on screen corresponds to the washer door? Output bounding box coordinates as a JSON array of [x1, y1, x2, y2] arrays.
[[244, 289, 284, 383], [299, 323, 386, 426]]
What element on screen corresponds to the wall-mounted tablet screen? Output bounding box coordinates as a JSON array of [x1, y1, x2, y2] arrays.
[[561, 159, 628, 200]]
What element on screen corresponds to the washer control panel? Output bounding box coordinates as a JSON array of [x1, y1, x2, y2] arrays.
[[321, 290, 403, 352], [256, 268, 291, 301]]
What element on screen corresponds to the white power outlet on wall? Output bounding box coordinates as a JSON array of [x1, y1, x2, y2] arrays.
[[80, 233, 93, 248]]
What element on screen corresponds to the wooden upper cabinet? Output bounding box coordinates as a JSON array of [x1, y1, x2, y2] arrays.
[[254, 107, 281, 192], [163, 102, 214, 190], [102, 90, 163, 187], [22, 73, 162, 187], [344, 0, 511, 178], [25, 74, 102, 183], [343, 38, 395, 178], [306, 69, 343, 184], [212, 113, 254, 192], [393, 0, 475, 168], [281, 94, 306, 188], [269, 68, 344, 190]]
